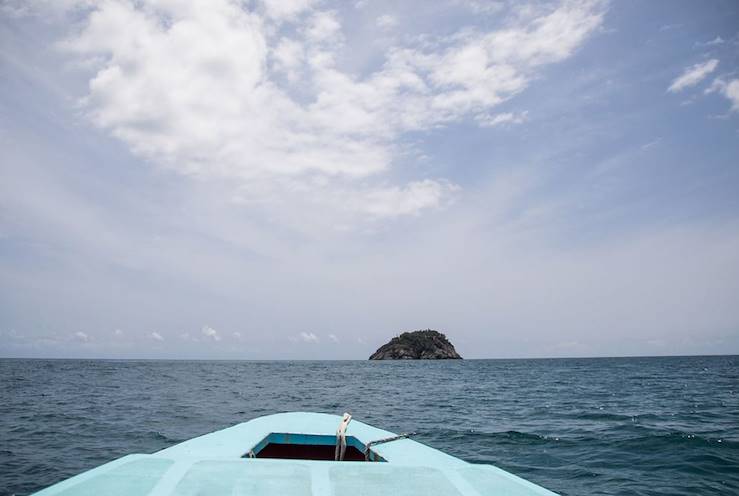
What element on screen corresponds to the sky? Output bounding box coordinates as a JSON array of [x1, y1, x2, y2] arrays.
[[1, 0, 738, 359]]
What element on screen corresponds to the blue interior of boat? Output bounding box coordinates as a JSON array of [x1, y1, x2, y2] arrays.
[[247, 433, 385, 461]]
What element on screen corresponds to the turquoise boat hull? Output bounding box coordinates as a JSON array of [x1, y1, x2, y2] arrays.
[[32, 412, 557, 495]]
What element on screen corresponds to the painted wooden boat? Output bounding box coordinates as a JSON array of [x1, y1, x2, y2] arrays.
[[33, 412, 557, 495]]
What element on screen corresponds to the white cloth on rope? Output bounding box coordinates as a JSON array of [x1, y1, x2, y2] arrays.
[[334, 413, 352, 461]]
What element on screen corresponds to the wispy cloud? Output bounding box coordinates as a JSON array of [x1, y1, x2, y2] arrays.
[[668, 59, 719, 93], [659, 23, 682, 32], [150, 331, 164, 342], [640, 138, 662, 151], [476, 111, 529, 127], [73, 331, 89, 342], [376, 14, 398, 30], [0, 329, 23, 340], [455, 0, 505, 15], [261, 0, 318, 21], [695, 36, 725, 47]]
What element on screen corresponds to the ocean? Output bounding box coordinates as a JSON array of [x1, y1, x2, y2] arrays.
[[1, 356, 737, 495]]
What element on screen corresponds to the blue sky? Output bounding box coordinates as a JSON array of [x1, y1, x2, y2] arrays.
[[1, 0, 738, 359]]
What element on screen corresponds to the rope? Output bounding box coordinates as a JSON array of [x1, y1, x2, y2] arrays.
[[364, 432, 416, 461], [334, 413, 352, 461]]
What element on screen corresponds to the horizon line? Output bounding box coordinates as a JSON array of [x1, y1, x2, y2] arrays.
[[1, 353, 737, 361]]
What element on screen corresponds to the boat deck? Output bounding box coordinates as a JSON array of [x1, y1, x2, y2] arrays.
[[33, 412, 557, 495]]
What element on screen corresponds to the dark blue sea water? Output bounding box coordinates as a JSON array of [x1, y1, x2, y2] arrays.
[[1, 356, 738, 495]]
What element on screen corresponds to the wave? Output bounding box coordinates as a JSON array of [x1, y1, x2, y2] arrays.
[[147, 430, 185, 444], [573, 412, 661, 422], [420, 427, 739, 452]]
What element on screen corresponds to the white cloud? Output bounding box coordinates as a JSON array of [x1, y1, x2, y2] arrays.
[[261, 0, 318, 21], [272, 38, 304, 81], [706, 78, 739, 112], [362, 180, 459, 217], [50, 0, 604, 225], [403, 1, 605, 118], [328, 333, 339, 343], [668, 59, 719, 93], [201, 325, 222, 341], [150, 331, 164, 342], [113, 328, 124, 336], [477, 111, 529, 127], [376, 15, 398, 30], [299, 331, 319, 343], [306, 10, 342, 43], [455, 0, 505, 15], [73, 331, 89, 342], [724, 80, 739, 112]]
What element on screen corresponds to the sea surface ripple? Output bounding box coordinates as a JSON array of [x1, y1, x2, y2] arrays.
[[1, 355, 738, 495]]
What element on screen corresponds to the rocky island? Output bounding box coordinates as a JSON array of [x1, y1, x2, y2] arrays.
[[369, 330, 462, 360]]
